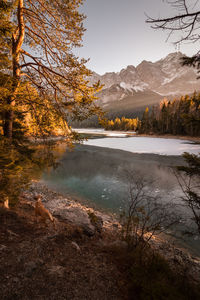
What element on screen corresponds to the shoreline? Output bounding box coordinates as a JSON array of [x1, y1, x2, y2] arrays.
[[135, 133, 200, 143], [25, 180, 119, 232], [29, 131, 200, 144], [23, 180, 200, 283], [2, 179, 200, 299], [73, 127, 200, 143], [40, 144, 200, 254]]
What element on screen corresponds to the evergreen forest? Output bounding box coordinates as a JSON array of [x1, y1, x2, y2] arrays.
[[103, 93, 200, 136]]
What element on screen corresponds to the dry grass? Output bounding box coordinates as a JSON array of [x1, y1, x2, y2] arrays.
[[1, 200, 200, 300], [0, 204, 122, 300]]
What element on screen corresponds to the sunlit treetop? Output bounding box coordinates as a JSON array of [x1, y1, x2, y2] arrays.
[[0, 0, 102, 139]]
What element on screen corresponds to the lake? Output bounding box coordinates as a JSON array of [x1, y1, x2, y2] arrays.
[[42, 131, 200, 256]]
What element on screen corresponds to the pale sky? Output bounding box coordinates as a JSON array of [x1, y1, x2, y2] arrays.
[[75, 0, 199, 75]]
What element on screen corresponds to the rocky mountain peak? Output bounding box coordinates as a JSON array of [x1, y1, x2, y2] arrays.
[[91, 52, 199, 98], [126, 65, 136, 71], [161, 51, 184, 62], [88, 52, 199, 119]]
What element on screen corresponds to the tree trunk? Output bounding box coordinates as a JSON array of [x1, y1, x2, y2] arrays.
[[3, 100, 15, 139], [3, 0, 24, 139]]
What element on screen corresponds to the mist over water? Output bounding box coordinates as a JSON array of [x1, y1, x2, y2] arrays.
[[42, 142, 200, 256], [43, 144, 180, 207]]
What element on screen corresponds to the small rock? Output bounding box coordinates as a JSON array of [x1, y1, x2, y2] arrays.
[[173, 255, 183, 264], [46, 234, 59, 240], [95, 216, 103, 233], [83, 224, 95, 236], [7, 229, 19, 237], [48, 265, 65, 277], [112, 223, 119, 229], [88, 212, 103, 233], [0, 244, 6, 251], [17, 255, 24, 263], [12, 277, 20, 283], [24, 261, 37, 277], [71, 241, 81, 252]]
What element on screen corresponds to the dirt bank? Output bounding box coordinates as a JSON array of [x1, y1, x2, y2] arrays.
[[1, 181, 200, 299], [0, 190, 122, 300]]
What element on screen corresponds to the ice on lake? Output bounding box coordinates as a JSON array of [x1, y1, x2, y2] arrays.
[[84, 136, 200, 156]]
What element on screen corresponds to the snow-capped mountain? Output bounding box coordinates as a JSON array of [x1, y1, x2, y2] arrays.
[[90, 52, 199, 112]]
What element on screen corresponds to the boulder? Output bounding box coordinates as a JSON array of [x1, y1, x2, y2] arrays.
[[54, 206, 95, 236]]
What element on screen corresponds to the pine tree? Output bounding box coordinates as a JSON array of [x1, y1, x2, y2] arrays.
[[0, 1, 12, 65], [114, 117, 121, 130], [0, 0, 101, 139], [140, 107, 150, 133], [139, 94, 200, 136], [0, 0, 102, 205]]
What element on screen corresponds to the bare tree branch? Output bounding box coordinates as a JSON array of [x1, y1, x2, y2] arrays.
[[146, 0, 200, 44]]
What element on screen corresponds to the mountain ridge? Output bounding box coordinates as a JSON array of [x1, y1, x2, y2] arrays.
[[78, 52, 200, 125], [91, 52, 199, 97]]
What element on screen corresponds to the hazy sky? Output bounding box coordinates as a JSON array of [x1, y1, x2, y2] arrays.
[[75, 0, 199, 74]]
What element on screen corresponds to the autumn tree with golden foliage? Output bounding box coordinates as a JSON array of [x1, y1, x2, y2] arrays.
[[0, 0, 101, 139], [139, 93, 200, 136], [0, 0, 102, 205]]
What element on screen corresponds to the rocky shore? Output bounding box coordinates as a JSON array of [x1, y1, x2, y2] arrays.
[[24, 181, 120, 236], [1, 180, 200, 299], [0, 181, 124, 300], [25, 181, 200, 285]]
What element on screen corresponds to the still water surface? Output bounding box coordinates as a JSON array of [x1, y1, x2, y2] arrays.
[[42, 136, 200, 256]]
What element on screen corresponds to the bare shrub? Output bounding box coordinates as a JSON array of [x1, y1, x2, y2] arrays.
[[174, 152, 200, 236], [120, 170, 179, 249]]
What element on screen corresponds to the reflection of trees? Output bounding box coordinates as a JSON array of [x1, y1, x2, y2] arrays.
[[52, 146, 120, 179], [0, 140, 63, 206], [47, 145, 183, 192]]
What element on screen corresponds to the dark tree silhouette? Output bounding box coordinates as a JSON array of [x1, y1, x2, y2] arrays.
[[176, 152, 200, 235], [146, 0, 200, 73]]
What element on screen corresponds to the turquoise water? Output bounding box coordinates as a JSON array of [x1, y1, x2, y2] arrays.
[[42, 142, 200, 257]]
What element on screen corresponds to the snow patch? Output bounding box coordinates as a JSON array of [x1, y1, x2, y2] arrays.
[[120, 82, 133, 90], [162, 74, 178, 85], [116, 86, 120, 91], [119, 93, 127, 100], [120, 81, 147, 92], [134, 85, 145, 92]]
